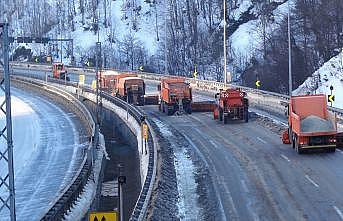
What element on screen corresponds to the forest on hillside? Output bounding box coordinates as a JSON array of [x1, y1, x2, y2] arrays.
[[0, 0, 343, 93]]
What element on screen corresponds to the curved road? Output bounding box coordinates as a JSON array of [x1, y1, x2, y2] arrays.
[[13, 67, 343, 220], [0, 87, 86, 220], [142, 106, 343, 221]]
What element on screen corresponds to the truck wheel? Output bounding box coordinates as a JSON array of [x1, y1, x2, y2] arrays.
[[331, 147, 336, 153], [291, 131, 295, 149], [219, 109, 223, 121], [162, 102, 165, 113], [295, 137, 303, 154], [167, 107, 173, 116], [244, 108, 249, 123], [186, 104, 192, 114], [223, 115, 228, 124]]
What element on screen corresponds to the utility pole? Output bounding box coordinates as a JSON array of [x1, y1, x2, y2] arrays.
[[164, 0, 168, 75], [0, 23, 16, 221], [223, 0, 228, 85], [288, 0, 293, 96]]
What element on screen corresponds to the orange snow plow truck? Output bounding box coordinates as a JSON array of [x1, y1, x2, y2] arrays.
[[52, 63, 69, 81], [213, 88, 249, 124], [158, 78, 192, 115], [282, 94, 337, 154], [99, 70, 145, 106]]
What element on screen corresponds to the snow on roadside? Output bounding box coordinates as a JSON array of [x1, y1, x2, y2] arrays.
[[0, 95, 40, 179], [154, 119, 201, 220], [294, 51, 343, 109], [63, 135, 105, 221]]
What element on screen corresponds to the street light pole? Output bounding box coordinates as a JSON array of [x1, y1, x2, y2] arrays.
[[288, 0, 293, 96], [164, 0, 168, 75], [223, 0, 227, 85]]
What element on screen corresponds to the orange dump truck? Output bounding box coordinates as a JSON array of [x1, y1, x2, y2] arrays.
[[99, 71, 145, 105], [158, 78, 192, 115], [117, 76, 145, 106], [282, 94, 337, 153], [52, 63, 69, 81], [213, 88, 249, 124]]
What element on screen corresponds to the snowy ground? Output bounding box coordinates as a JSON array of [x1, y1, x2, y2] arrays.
[[294, 51, 343, 109], [153, 119, 201, 220], [0, 88, 86, 220]]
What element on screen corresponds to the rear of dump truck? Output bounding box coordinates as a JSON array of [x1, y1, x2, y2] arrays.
[[213, 88, 249, 124], [118, 77, 145, 106], [288, 94, 337, 153], [159, 78, 192, 115]]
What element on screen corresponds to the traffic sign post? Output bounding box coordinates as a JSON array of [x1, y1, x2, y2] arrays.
[[328, 85, 335, 107], [89, 211, 118, 221], [193, 65, 198, 79], [79, 74, 85, 85], [255, 80, 261, 89], [142, 123, 149, 155]]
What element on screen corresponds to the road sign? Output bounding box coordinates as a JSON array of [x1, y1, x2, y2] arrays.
[[89, 211, 118, 221], [79, 74, 85, 85], [142, 123, 149, 140], [85, 60, 91, 67], [193, 65, 198, 79], [46, 55, 52, 63], [91, 80, 97, 90], [328, 94, 335, 103], [34, 57, 39, 63], [255, 80, 261, 88], [139, 65, 144, 71]]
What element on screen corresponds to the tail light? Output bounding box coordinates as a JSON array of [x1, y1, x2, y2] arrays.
[[329, 138, 336, 143]]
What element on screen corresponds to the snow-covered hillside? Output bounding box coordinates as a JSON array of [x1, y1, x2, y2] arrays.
[[294, 51, 343, 109]]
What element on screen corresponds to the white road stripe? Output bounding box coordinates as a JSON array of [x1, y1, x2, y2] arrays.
[[281, 154, 291, 162], [337, 149, 343, 154], [257, 137, 267, 144], [334, 206, 343, 220], [305, 175, 319, 188]]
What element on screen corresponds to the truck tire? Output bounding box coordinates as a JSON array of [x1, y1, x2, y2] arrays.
[[167, 107, 173, 116], [162, 101, 165, 113], [244, 108, 249, 123], [223, 115, 228, 124], [295, 137, 304, 154], [219, 109, 223, 121], [186, 103, 192, 114], [291, 131, 295, 149]]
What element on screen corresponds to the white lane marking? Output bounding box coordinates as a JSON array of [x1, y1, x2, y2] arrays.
[[281, 154, 291, 162], [337, 149, 343, 154], [334, 206, 343, 220], [257, 137, 267, 144], [305, 175, 319, 188]]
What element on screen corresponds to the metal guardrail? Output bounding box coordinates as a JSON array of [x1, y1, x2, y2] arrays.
[[12, 76, 96, 221], [12, 70, 157, 221]]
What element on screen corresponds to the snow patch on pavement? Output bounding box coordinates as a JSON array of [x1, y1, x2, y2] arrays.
[[154, 119, 201, 220]]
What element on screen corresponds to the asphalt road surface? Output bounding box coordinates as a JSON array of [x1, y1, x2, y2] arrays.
[[143, 104, 343, 221]]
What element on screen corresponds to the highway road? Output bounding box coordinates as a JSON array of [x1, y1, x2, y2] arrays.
[[143, 105, 343, 221], [0, 86, 86, 220], [12, 67, 343, 220]]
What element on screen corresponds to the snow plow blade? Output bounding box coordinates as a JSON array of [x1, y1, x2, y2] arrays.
[[191, 101, 215, 112], [144, 94, 159, 105]]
